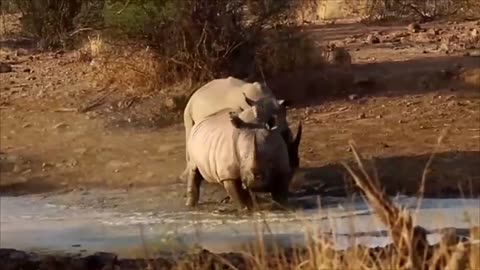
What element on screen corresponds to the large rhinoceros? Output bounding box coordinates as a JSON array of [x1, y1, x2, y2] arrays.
[[180, 76, 301, 181], [185, 98, 302, 210]]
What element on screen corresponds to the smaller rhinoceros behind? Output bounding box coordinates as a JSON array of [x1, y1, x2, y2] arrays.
[[185, 98, 301, 210]]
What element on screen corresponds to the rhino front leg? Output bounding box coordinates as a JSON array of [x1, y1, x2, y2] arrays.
[[222, 180, 253, 210], [270, 173, 290, 207], [185, 168, 202, 207]]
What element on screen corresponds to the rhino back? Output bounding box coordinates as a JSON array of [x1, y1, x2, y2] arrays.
[[189, 77, 274, 121], [188, 112, 245, 183]]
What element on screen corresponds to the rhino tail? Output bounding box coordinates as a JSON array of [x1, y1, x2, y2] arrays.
[[183, 101, 195, 162]]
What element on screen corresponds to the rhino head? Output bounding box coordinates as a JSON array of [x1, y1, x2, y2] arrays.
[[243, 94, 302, 170], [229, 102, 302, 191], [241, 133, 271, 191]]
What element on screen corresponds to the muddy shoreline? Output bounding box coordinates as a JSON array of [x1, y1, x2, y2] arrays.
[[2, 233, 479, 270]]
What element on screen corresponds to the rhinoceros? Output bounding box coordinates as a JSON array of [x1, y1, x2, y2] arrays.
[[185, 98, 302, 210], [181, 76, 300, 181]]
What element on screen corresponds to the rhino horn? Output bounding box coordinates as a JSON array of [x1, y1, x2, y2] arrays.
[[278, 99, 293, 108], [253, 134, 258, 169], [242, 92, 256, 107]]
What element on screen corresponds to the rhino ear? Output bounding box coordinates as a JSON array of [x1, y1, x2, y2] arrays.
[[278, 99, 293, 108], [243, 92, 256, 107], [229, 112, 245, 129]]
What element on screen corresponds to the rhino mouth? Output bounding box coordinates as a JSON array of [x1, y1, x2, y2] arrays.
[[266, 116, 276, 130], [242, 174, 269, 191]]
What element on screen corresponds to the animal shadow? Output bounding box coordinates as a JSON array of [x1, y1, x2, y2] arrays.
[[296, 150, 480, 200]]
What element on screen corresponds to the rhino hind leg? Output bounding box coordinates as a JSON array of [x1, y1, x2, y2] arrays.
[[181, 104, 195, 182], [179, 168, 189, 182], [222, 180, 253, 210], [185, 168, 203, 207]]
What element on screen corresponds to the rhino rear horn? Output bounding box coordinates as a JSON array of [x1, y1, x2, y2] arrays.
[[278, 99, 293, 108], [293, 122, 302, 150], [243, 92, 256, 107]]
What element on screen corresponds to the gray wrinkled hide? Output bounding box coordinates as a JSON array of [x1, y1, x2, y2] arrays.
[[187, 107, 291, 189]]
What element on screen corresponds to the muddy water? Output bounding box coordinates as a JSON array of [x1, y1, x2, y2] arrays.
[[1, 190, 479, 258]]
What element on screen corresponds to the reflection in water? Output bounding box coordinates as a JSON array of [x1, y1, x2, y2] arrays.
[[1, 195, 479, 258]]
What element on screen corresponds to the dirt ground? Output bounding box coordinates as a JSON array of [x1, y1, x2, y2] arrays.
[[1, 16, 480, 201]]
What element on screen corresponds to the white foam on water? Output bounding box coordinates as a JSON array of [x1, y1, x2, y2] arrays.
[[1, 196, 479, 257]]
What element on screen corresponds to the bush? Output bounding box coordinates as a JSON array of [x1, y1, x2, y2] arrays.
[[103, 0, 320, 91], [16, 0, 105, 49]]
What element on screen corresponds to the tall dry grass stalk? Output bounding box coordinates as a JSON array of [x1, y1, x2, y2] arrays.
[[342, 140, 429, 269], [85, 34, 105, 58]]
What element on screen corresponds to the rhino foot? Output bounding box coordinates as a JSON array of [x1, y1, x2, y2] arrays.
[[185, 168, 202, 207], [223, 180, 254, 210], [270, 175, 290, 208], [220, 196, 231, 204], [185, 197, 196, 207]]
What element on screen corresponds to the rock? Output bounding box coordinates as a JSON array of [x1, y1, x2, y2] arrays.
[[467, 50, 480, 57], [408, 22, 421, 33], [80, 252, 118, 269], [344, 37, 356, 44], [23, 68, 31, 73], [73, 148, 88, 155], [471, 28, 479, 37], [9, 250, 28, 260], [427, 28, 439, 35], [439, 43, 450, 53], [22, 123, 32, 128], [366, 34, 380, 44], [42, 162, 54, 168], [358, 113, 366, 119], [53, 122, 69, 129], [324, 45, 352, 67], [107, 160, 130, 169], [0, 62, 13, 73], [348, 94, 359, 100]]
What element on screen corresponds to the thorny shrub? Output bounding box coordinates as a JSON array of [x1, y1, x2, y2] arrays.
[[14, 0, 105, 49]]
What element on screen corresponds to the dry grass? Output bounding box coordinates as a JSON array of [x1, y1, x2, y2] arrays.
[[132, 138, 479, 270], [84, 34, 106, 58], [87, 42, 162, 96]]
